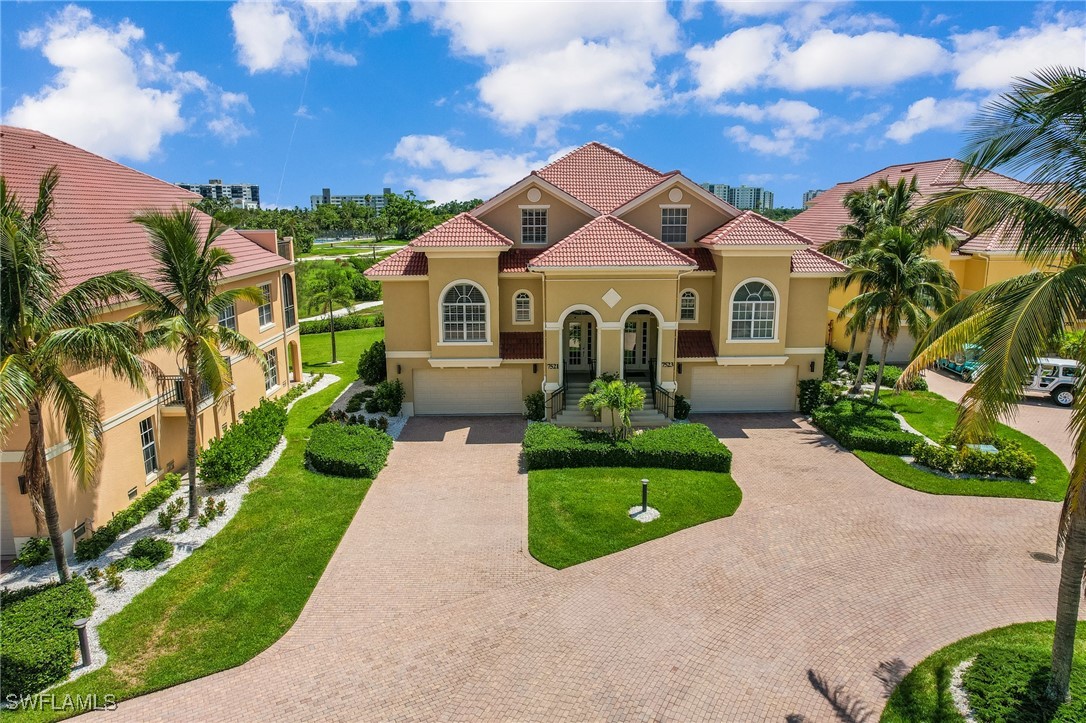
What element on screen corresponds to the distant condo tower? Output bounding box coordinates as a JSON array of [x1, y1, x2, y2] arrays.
[[699, 183, 774, 211], [311, 187, 393, 211], [177, 179, 260, 209]]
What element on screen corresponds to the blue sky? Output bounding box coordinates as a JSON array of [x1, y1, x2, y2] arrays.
[[2, 1, 1083, 208]]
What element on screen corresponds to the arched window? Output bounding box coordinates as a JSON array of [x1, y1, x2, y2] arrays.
[[679, 289, 697, 322], [282, 274, 296, 328], [513, 291, 532, 324], [730, 281, 776, 340], [442, 283, 487, 342]]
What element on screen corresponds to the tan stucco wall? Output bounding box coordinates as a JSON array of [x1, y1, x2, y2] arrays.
[[785, 278, 832, 349], [620, 183, 729, 245], [713, 253, 793, 356], [425, 254, 502, 359], [678, 275, 714, 331], [382, 281, 431, 351], [475, 185, 592, 247], [497, 277, 544, 331]]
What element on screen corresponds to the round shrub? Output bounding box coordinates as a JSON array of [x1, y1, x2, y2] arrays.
[[673, 395, 691, 420], [129, 537, 173, 568], [357, 339, 387, 386], [14, 538, 52, 568], [305, 423, 393, 478], [524, 391, 546, 421]]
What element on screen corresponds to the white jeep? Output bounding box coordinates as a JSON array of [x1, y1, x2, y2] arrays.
[[1025, 358, 1081, 407]]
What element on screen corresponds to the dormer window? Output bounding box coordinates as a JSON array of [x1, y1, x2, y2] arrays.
[[661, 207, 687, 243], [521, 208, 548, 244]]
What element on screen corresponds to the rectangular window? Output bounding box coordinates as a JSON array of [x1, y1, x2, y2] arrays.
[[731, 303, 775, 339], [139, 417, 158, 476], [661, 207, 688, 244], [680, 293, 696, 321], [258, 284, 273, 327], [265, 349, 279, 391], [521, 208, 548, 244], [218, 303, 237, 331]]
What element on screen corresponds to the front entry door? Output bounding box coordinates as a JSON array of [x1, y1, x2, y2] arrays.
[[565, 317, 594, 374], [624, 318, 650, 373]]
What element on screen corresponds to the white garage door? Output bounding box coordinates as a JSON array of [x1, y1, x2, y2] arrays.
[[690, 365, 797, 412], [882, 327, 917, 365], [414, 368, 523, 415]]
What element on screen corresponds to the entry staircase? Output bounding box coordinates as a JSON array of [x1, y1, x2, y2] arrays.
[[552, 377, 670, 428]]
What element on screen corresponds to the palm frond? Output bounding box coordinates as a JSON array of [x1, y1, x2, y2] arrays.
[[0, 354, 36, 435], [46, 370, 104, 489]]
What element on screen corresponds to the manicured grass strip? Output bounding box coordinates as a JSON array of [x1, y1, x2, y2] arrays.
[[528, 467, 742, 569], [882, 621, 1086, 722], [8, 333, 382, 721], [301, 327, 384, 369], [868, 391, 1069, 502]]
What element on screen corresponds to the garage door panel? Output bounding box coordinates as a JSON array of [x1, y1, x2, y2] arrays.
[[690, 366, 797, 412], [414, 368, 522, 415]]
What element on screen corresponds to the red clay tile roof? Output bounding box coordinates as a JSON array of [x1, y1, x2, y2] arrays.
[[534, 142, 672, 214], [0, 126, 287, 290], [678, 330, 716, 359], [698, 210, 811, 247], [784, 158, 1035, 253], [411, 212, 512, 247], [678, 247, 716, 272], [529, 215, 697, 269], [790, 248, 848, 275], [365, 247, 428, 277], [500, 332, 544, 360], [499, 248, 545, 273]]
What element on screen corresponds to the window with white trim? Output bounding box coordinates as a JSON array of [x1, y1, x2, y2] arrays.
[[661, 207, 687, 244], [264, 349, 279, 391], [218, 303, 237, 331], [442, 284, 487, 342], [139, 417, 158, 475], [731, 281, 776, 340], [514, 291, 532, 323], [521, 208, 547, 244], [258, 284, 273, 327], [680, 290, 697, 321]]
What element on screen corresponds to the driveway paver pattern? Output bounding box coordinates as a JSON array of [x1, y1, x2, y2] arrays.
[[110, 414, 1070, 722]]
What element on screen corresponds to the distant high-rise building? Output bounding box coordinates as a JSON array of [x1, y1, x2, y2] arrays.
[[177, 179, 260, 209], [310, 187, 392, 211], [699, 183, 774, 211], [803, 189, 825, 206]]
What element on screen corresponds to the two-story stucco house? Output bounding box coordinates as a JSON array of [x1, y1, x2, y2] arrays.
[[366, 143, 846, 420], [0, 126, 303, 560]]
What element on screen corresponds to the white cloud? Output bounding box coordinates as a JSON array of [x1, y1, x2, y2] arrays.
[[5, 5, 246, 161], [726, 126, 799, 156], [952, 23, 1086, 90], [230, 1, 309, 73], [687, 25, 785, 96], [885, 96, 978, 143], [391, 135, 573, 201]]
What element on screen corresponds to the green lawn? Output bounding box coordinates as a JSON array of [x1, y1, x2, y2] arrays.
[[527, 467, 742, 569], [301, 327, 384, 370], [8, 333, 383, 721], [856, 391, 1068, 501], [882, 621, 1086, 722]]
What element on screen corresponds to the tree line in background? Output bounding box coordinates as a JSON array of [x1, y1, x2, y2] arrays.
[[194, 192, 483, 254]]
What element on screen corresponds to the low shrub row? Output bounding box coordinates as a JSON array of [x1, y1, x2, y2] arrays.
[[75, 473, 182, 562], [844, 362, 929, 391], [523, 423, 732, 473], [277, 373, 323, 408], [811, 399, 923, 455], [798, 379, 839, 414], [912, 436, 1037, 480], [199, 399, 288, 489], [305, 423, 394, 478], [0, 578, 95, 698], [299, 312, 384, 335]]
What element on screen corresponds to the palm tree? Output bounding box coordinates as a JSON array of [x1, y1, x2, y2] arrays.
[[837, 226, 958, 402], [1, 169, 149, 581], [132, 207, 267, 519], [303, 263, 355, 363], [578, 379, 645, 440], [901, 66, 1086, 701]]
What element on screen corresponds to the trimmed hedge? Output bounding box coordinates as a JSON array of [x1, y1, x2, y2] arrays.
[[305, 423, 393, 478], [798, 379, 838, 414], [75, 473, 181, 562], [0, 578, 95, 698], [912, 435, 1037, 480], [523, 423, 732, 473], [199, 399, 287, 489], [812, 399, 923, 455], [299, 312, 384, 335]]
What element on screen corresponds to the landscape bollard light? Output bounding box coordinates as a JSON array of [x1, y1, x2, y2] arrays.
[[73, 617, 91, 667], [641, 478, 648, 513]]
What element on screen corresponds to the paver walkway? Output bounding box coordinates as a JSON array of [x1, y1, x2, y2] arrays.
[[111, 414, 1069, 722]]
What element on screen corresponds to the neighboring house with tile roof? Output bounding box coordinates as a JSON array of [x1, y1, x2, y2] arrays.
[[785, 158, 1040, 362], [367, 142, 846, 420], [0, 126, 302, 561]]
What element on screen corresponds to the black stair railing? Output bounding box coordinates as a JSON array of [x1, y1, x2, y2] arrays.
[[545, 386, 566, 420]]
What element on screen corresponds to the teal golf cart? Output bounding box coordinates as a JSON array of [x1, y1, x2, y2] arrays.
[[938, 344, 984, 382]]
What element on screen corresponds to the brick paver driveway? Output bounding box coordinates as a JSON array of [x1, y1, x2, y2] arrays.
[[114, 415, 1069, 722]]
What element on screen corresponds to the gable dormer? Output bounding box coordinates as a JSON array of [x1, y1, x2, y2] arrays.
[[472, 177, 596, 248], [613, 177, 739, 246]]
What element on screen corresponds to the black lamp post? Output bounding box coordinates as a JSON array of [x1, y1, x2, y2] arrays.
[[641, 478, 648, 513]]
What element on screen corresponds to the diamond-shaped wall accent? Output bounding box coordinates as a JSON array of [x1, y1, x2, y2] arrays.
[[602, 288, 622, 308]]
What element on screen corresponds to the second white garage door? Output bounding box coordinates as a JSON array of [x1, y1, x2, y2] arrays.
[[413, 368, 523, 415], [690, 365, 797, 412]]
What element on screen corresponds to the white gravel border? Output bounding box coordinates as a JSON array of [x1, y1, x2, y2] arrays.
[[328, 377, 408, 440], [949, 657, 978, 722], [0, 372, 337, 686]]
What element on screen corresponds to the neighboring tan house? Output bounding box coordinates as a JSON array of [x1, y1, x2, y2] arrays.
[[0, 126, 303, 561], [785, 158, 1039, 362], [366, 142, 846, 421]]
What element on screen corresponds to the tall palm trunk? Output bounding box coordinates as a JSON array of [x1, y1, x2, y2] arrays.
[[872, 335, 890, 404], [27, 400, 71, 582], [185, 349, 200, 519], [329, 304, 338, 363], [851, 321, 876, 394], [1049, 510, 1086, 700]]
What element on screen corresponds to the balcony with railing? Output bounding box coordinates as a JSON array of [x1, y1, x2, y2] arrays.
[[158, 360, 232, 415]]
